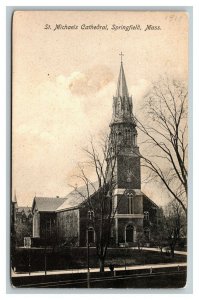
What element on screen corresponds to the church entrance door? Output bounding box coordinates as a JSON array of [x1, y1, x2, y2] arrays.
[[88, 227, 95, 244], [125, 224, 134, 243]]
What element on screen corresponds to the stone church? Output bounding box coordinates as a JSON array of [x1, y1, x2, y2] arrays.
[[31, 60, 159, 247]]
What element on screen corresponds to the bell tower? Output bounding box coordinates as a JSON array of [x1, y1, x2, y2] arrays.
[[109, 55, 141, 190], [109, 54, 143, 246]]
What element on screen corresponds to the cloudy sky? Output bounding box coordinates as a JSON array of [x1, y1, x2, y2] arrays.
[[12, 11, 188, 206]]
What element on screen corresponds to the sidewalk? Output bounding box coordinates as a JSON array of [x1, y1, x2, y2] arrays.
[[106, 246, 187, 256], [130, 247, 187, 256], [11, 261, 187, 278]]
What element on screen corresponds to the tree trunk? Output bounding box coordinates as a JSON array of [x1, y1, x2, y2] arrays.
[[170, 245, 175, 258], [99, 257, 105, 273]]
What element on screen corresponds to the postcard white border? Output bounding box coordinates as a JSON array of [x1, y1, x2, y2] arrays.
[[1, 0, 198, 299]]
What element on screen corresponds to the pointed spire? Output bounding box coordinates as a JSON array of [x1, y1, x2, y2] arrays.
[[111, 55, 135, 125], [116, 61, 129, 98]]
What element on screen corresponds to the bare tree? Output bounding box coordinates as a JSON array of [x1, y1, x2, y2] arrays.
[[164, 200, 186, 257], [136, 77, 188, 215], [71, 136, 125, 272], [150, 207, 167, 254]]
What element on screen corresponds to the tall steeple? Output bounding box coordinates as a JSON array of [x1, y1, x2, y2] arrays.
[[108, 56, 145, 248], [109, 55, 140, 189]]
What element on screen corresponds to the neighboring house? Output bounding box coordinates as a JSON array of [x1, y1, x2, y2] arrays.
[[31, 60, 159, 247], [32, 196, 66, 246], [11, 193, 33, 246]]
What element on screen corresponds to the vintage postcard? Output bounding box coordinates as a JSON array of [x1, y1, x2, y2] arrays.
[[11, 10, 188, 288]]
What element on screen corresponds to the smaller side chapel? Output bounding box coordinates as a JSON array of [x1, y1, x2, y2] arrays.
[[31, 58, 159, 247]]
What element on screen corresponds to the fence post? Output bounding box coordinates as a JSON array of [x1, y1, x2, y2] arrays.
[[28, 249, 31, 275], [87, 270, 90, 288], [44, 253, 47, 276]]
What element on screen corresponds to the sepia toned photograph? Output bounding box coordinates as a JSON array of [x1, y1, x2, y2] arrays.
[[11, 10, 188, 288]]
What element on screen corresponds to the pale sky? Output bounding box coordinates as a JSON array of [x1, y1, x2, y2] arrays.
[[12, 11, 188, 207]]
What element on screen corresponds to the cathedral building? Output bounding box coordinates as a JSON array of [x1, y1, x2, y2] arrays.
[[31, 60, 158, 247]]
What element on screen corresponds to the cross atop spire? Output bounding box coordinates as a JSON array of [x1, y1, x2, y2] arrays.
[[119, 51, 124, 63]]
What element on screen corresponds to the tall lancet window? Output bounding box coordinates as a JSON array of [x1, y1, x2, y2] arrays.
[[126, 129, 131, 142], [118, 132, 122, 143], [127, 193, 134, 214]]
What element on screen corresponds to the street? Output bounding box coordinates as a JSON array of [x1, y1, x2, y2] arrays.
[[11, 264, 187, 288]]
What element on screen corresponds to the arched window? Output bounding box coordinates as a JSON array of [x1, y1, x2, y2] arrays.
[[88, 210, 94, 220], [127, 193, 134, 214], [126, 129, 130, 141], [117, 132, 121, 145], [144, 211, 149, 220], [87, 227, 95, 244], [126, 224, 134, 243]]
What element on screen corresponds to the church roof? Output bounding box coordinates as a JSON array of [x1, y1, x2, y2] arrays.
[[56, 182, 99, 212], [116, 62, 129, 98], [31, 185, 158, 214], [33, 197, 66, 212], [143, 193, 159, 208]]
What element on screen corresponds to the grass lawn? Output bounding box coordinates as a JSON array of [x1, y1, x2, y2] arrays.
[[14, 247, 187, 272], [71, 247, 186, 268]]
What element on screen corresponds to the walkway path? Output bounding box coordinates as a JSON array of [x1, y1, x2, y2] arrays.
[[130, 247, 187, 256]]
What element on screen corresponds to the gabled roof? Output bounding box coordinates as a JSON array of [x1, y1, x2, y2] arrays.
[[143, 193, 159, 208], [56, 182, 99, 212], [33, 197, 66, 212], [32, 185, 158, 214]]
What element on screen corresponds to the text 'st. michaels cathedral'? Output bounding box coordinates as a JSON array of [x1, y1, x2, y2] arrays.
[[30, 60, 158, 247]]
